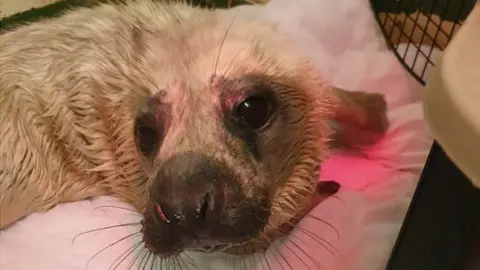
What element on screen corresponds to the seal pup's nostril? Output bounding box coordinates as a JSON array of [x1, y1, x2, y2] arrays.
[[154, 202, 171, 224], [197, 192, 211, 220]]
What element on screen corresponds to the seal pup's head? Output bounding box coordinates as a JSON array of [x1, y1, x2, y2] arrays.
[[129, 2, 339, 257]]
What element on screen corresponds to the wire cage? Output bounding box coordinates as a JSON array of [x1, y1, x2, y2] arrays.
[[370, 0, 477, 84], [369, 1, 480, 270]]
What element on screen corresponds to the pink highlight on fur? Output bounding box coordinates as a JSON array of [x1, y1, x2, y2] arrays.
[[206, 75, 224, 116], [209, 74, 246, 116], [223, 89, 247, 112], [225, 95, 240, 110]]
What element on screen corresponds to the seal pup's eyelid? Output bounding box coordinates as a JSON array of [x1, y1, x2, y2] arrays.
[[222, 81, 277, 110]]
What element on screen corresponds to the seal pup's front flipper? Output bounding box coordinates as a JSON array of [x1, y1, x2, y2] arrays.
[[329, 87, 389, 148]]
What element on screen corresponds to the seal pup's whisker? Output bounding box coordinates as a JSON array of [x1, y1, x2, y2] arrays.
[[271, 242, 293, 270], [289, 234, 327, 269], [142, 252, 152, 270], [134, 247, 156, 270], [291, 224, 339, 257], [259, 249, 272, 270], [142, 250, 154, 270], [183, 253, 201, 270], [286, 237, 325, 270], [126, 244, 146, 270], [288, 238, 325, 270], [222, 38, 254, 78], [165, 257, 170, 270], [159, 256, 165, 270], [251, 251, 262, 270], [212, 11, 238, 77], [327, 194, 347, 205], [243, 248, 252, 270], [137, 248, 150, 270], [92, 205, 142, 214], [72, 222, 141, 243], [301, 213, 340, 239], [86, 231, 142, 269], [169, 256, 178, 270], [282, 218, 338, 256], [150, 255, 158, 270], [109, 240, 143, 270], [174, 255, 185, 270], [281, 241, 313, 270], [267, 246, 287, 270]]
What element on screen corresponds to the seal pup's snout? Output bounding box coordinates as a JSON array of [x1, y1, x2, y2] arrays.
[[142, 152, 270, 256], [153, 153, 230, 229]]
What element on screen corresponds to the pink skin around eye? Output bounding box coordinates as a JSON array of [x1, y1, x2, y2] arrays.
[[224, 93, 246, 112], [155, 203, 170, 223], [209, 74, 248, 115]]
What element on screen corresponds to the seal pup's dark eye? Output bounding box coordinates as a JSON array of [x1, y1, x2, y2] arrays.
[[235, 96, 272, 129], [136, 124, 158, 156], [134, 93, 170, 158], [134, 113, 159, 157]]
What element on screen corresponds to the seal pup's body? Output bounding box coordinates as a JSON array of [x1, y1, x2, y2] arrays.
[[0, 0, 387, 257]]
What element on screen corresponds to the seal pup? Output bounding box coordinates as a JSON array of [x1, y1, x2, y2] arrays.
[[0, 0, 388, 259]]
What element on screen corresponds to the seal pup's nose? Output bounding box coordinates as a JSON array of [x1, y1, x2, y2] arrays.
[[151, 152, 234, 245], [152, 179, 224, 229], [143, 152, 270, 255]]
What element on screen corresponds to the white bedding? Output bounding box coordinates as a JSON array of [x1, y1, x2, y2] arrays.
[[0, 0, 433, 269]]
